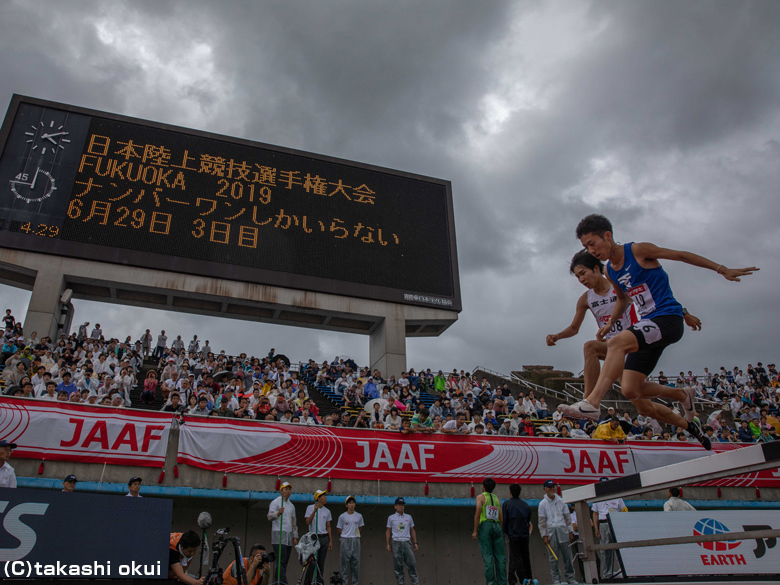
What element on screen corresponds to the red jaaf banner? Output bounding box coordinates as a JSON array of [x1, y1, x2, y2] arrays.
[[0, 397, 173, 468], [177, 417, 780, 486]]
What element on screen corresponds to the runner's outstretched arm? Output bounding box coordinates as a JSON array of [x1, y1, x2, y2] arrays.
[[631, 242, 759, 282], [546, 293, 589, 346]]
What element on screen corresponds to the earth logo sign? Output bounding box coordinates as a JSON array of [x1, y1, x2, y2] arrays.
[[693, 518, 741, 551]]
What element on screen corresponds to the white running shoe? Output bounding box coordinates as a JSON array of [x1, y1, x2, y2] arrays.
[[682, 386, 697, 423], [558, 400, 601, 421]]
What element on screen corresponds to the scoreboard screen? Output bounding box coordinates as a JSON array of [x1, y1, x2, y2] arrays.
[[0, 96, 460, 310]]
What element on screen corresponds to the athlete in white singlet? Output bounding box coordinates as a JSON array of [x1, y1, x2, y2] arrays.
[[586, 286, 637, 342], [547, 250, 700, 399]]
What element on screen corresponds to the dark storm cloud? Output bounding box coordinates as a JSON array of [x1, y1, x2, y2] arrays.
[[0, 0, 777, 375]]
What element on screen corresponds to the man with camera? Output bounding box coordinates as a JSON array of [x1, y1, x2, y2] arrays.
[[169, 530, 205, 584], [268, 481, 298, 585], [304, 489, 333, 585], [222, 544, 271, 585]]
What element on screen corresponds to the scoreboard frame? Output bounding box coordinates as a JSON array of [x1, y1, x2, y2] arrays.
[[0, 95, 461, 312]]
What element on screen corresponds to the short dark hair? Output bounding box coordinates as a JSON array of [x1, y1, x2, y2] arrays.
[[248, 543, 266, 557], [482, 478, 497, 493], [576, 214, 613, 239], [179, 530, 201, 549], [570, 249, 604, 274], [509, 483, 521, 498], [669, 487, 681, 498]]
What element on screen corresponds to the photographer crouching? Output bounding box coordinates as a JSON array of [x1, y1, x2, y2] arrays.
[[222, 544, 272, 585], [169, 530, 206, 585]]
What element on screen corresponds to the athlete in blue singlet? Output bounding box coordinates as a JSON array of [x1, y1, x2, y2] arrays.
[[560, 214, 758, 450], [547, 249, 701, 399]]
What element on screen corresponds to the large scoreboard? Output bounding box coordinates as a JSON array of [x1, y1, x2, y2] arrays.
[[0, 96, 460, 310]]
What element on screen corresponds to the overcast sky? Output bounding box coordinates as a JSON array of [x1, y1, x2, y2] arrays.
[[0, 0, 777, 378]]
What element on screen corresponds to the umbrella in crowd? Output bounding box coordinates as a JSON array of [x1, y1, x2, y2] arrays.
[[212, 370, 231, 383], [364, 398, 388, 414]]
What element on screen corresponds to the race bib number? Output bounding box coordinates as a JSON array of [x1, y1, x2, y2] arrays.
[[599, 315, 626, 339], [485, 505, 499, 521], [634, 320, 662, 345], [628, 283, 656, 317]]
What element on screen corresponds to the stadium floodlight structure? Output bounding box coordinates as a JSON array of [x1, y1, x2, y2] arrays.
[[562, 442, 780, 583]]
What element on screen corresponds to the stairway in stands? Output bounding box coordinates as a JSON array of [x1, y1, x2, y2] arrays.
[[128, 357, 165, 411]]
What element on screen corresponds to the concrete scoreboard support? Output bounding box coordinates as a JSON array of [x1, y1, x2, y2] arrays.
[[0, 248, 457, 377]]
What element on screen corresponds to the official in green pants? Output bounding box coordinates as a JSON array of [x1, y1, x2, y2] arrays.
[[473, 478, 508, 585]]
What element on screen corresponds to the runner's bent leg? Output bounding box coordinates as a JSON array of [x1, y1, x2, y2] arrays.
[[583, 340, 607, 398], [585, 331, 638, 407]]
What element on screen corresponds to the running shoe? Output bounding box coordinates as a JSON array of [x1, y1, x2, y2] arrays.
[[558, 400, 601, 421], [687, 419, 711, 451], [682, 386, 697, 423]]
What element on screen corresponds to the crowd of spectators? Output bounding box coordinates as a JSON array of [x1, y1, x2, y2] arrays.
[[2, 310, 778, 444], [1, 315, 139, 407]]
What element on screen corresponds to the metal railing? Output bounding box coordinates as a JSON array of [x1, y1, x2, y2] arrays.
[[472, 365, 578, 402]]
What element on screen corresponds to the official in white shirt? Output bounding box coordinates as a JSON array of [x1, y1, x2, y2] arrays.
[[337, 496, 364, 585], [304, 490, 332, 585], [268, 481, 298, 585], [0, 440, 17, 488], [664, 487, 696, 511], [538, 479, 576, 585], [127, 477, 143, 497]]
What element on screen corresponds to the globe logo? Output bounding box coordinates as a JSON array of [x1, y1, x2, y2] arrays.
[[693, 518, 740, 551]]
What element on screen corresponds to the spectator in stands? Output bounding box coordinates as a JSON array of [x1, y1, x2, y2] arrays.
[[411, 408, 434, 433], [212, 398, 235, 418], [443, 412, 471, 434], [190, 395, 211, 415], [429, 398, 443, 419], [499, 419, 517, 436], [737, 420, 755, 442], [343, 384, 362, 409], [434, 370, 446, 394], [56, 372, 78, 397], [537, 398, 550, 418], [519, 414, 535, 437], [3, 361, 26, 386], [298, 407, 318, 426], [492, 388, 508, 416], [522, 392, 538, 417], [335, 412, 351, 428], [502, 411, 519, 435], [385, 407, 403, 431], [364, 377, 379, 400], [39, 380, 57, 400], [234, 396, 255, 419], [593, 417, 626, 443], [350, 410, 369, 429]]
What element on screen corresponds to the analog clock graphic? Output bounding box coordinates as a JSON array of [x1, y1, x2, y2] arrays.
[[9, 168, 57, 203], [23, 119, 71, 156]]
